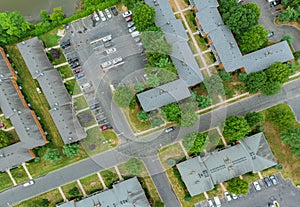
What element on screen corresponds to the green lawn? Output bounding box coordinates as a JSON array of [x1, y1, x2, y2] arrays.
[[6, 45, 63, 147], [10, 167, 29, 184], [77, 110, 97, 127], [61, 181, 83, 200], [80, 128, 118, 156], [57, 65, 73, 79], [64, 79, 82, 95], [73, 96, 89, 111], [194, 35, 209, 51], [100, 168, 119, 188], [0, 116, 13, 129], [47, 48, 67, 65], [38, 27, 62, 48], [183, 10, 197, 33], [158, 143, 186, 170], [0, 129, 20, 149], [80, 174, 103, 195], [0, 172, 13, 192], [123, 104, 151, 133], [14, 189, 63, 207], [203, 52, 215, 65], [195, 55, 205, 68]]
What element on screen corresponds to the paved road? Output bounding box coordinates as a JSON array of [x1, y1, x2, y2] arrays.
[[2, 78, 300, 207], [248, 0, 300, 51]]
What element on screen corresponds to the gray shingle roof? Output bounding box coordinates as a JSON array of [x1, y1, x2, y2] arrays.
[[137, 79, 191, 112], [17, 37, 86, 144], [57, 177, 151, 207], [192, 0, 294, 73], [0, 49, 46, 171], [177, 133, 276, 196]]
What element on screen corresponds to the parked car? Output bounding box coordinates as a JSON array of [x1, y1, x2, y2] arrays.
[[98, 10, 106, 22], [23, 180, 35, 187], [80, 82, 91, 90], [101, 61, 112, 68], [269, 175, 278, 185], [112, 57, 123, 64], [125, 16, 132, 22], [105, 8, 112, 19], [90, 103, 100, 110], [253, 181, 261, 191], [73, 68, 82, 74], [264, 177, 272, 187], [106, 47, 117, 54], [70, 61, 80, 69], [129, 26, 136, 33], [127, 21, 135, 28], [111, 6, 118, 16], [207, 199, 215, 207], [165, 127, 175, 133], [134, 37, 141, 43], [213, 196, 221, 207], [224, 192, 232, 202], [61, 40, 71, 49], [102, 35, 112, 42], [104, 41, 112, 48], [100, 125, 109, 131], [75, 73, 85, 79], [231, 194, 238, 200], [267, 31, 275, 38], [93, 11, 100, 21], [67, 57, 79, 63], [122, 10, 132, 18]]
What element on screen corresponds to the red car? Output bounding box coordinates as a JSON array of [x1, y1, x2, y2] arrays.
[[100, 125, 108, 131], [73, 68, 82, 74], [125, 16, 132, 22]]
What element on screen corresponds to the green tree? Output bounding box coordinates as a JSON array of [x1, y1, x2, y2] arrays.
[[113, 86, 135, 108], [279, 6, 299, 22], [222, 3, 260, 34], [0, 12, 31, 44], [245, 71, 267, 93], [280, 127, 300, 157], [180, 102, 198, 128], [182, 131, 207, 154], [281, 34, 294, 45], [49, 7, 65, 23], [267, 104, 295, 131], [133, 4, 155, 31], [68, 187, 80, 199], [293, 50, 300, 60], [238, 73, 248, 82], [125, 158, 143, 175], [227, 177, 249, 195], [197, 95, 212, 108], [239, 25, 268, 53], [43, 148, 61, 163], [219, 0, 238, 13], [62, 144, 79, 158], [265, 62, 290, 84], [203, 75, 225, 96], [0, 130, 10, 148], [40, 10, 49, 23], [219, 71, 231, 81], [121, 0, 139, 10], [222, 116, 251, 141], [142, 31, 172, 55], [146, 53, 169, 66], [138, 110, 149, 121], [261, 81, 282, 96], [134, 82, 145, 92], [146, 73, 160, 88], [150, 117, 164, 127], [30, 198, 50, 207], [245, 112, 265, 128], [162, 103, 181, 124]]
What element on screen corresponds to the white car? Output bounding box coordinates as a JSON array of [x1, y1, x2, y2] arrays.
[[231, 194, 238, 200], [98, 10, 106, 22], [23, 180, 35, 187], [112, 57, 123, 64], [127, 21, 135, 28], [106, 48, 117, 54], [224, 192, 232, 202], [93, 11, 100, 21], [207, 199, 215, 207], [105, 8, 112, 19], [101, 61, 112, 68], [102, 35, 112, 42], [129, 26, 136, 33], [122, 10, 132, 18], [253, 181, 261, 191]]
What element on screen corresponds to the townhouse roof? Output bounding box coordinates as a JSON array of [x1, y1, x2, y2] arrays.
[[137, 79, 191, 112], [177, 133, 276, 196], [57, 177, 151, 207]]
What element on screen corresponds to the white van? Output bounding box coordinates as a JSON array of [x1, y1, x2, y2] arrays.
[[23, 180, 35, 187], [207, 199, 215, 207], [131, 31, 140, 38], [80, 82, 91, 90], [214, 196, 221, 207]]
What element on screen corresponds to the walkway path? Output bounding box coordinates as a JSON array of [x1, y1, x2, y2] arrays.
[[22, 163, 33, 180], [63, 76, 75, 83], [75, 107, 89, 115], [114, 166, 123, 181], [2, 127, 15, 132], [58, 187, 68, 202], [45, 45, 60, 52], [77, 180, 87, 197], [96, 172, 107, 189], [84, 124, 99, 131], [6, 169, 17, 186], [54, 62, 68, 69]]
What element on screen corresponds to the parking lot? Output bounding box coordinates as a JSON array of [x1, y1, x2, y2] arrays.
[[197, 173, 300, 207], [60, 9, 146, 132]]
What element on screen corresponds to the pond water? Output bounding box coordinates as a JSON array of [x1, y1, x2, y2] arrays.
[[0, 0, 80, 23]]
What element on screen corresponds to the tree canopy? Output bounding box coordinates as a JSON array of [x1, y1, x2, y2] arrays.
[[0, 12, 31, 44], [182, 131, 207, 154], [266, 104, 295, 131], [239, 25, 268, 53], [280, 127, 300, 157], [141, 31, 172, 55], [125, 158, 144, 176], [245, 71, 267, 93], [121, 0, 140, 10], [261, 81, 282, 96], [245, 112, 265, 128], [221, 3, 260, 35], [162, 103, 181, 124], [43, 148, 61, 163], [49, 7, 65, 23], [222, 116, 251, 141], [138, 110, 149, 121], [203, 75, 225, 96], [134, 82, 145, 93], [133, 4, 155, 31], [113, 86, 135, 108], [180, 102, 198, 128], [227, 177, 249, 195], [62, 144, 79, 158], [0, 130, 11, 149], [265, 62, 290, 84]]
